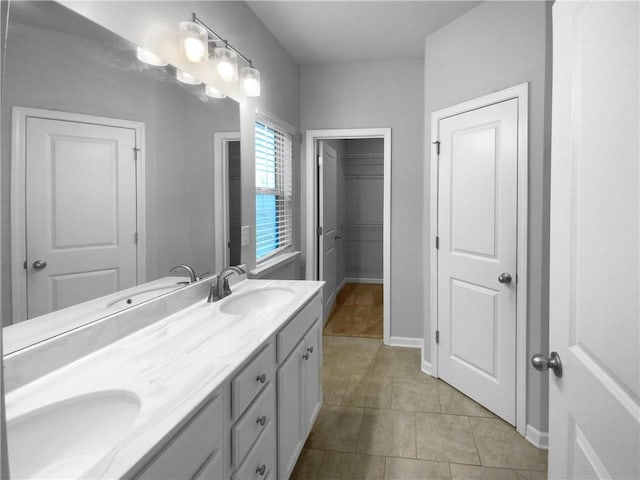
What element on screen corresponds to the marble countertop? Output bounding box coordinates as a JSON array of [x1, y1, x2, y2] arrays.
[[5, 278, 323, 479]]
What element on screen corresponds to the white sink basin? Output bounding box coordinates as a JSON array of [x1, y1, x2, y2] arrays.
[[106, 285, 181, 309], [220, 286, 297, 315], [8, 390, 141, 479]]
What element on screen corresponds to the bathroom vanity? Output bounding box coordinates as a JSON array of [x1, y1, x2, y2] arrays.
[[4, 277, 324, 479]]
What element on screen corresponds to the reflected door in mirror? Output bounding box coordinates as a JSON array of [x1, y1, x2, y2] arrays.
[[24, 114, 139, 318]]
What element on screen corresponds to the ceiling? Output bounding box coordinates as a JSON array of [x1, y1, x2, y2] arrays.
[[246, 1, 481, 65]]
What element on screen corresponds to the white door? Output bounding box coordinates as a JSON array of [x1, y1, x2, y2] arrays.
[[318, 141, 338, 319], [547, 2, 639, 478], [25, 117, 138, 318], [437, 99, 519, 424]]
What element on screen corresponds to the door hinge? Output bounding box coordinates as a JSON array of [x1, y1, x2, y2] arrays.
[[133, 147, 141, 161], [134, 232, 139, 244], [432, 141, 440, 155], [436, 330, 440, 344], [435, 236, 439, 249], [317, 155, 322, 167], [317, 225, 323, 236], [23, 260, 27, 270]]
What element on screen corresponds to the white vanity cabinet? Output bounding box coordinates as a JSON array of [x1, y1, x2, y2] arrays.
[[128, 289, 322, 480], [230, 342, 278, 480], [276, 294, 323, 480], [134, 392, 225, 480]]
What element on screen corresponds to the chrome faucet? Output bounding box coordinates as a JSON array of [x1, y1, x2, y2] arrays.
[[207, 265, 246, 303], [169, 264, 197, 284]]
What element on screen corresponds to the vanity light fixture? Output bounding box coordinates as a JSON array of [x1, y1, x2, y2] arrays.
[[240, 64, 261, 97], [179, 21, 208, 63], [136, 47, 168, 66], [190, 12, 261, 97], [205, 85, 226, 99], [212, 43, 238, 82], [176, 69, 201, 85]]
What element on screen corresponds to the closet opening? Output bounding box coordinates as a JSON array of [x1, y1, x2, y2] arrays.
[[305, 128, 391, 344]]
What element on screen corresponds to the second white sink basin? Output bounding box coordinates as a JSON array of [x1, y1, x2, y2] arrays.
[[220, 286, 296, 315], [7, 390, 141, 479]]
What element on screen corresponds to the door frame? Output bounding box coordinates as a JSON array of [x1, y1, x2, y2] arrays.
[[428, 83, 529, 435], [305, 128, 391, 344], [213, 131, 240, 272], [10, 106, 146, 323]]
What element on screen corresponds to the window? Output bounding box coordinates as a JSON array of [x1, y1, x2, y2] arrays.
[[255, 118, 293, 261]]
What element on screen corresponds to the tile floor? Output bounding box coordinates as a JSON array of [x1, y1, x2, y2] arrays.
[[291, 336, 548, 480]]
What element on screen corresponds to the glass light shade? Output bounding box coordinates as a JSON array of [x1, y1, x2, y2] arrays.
[[179, 21, 208, 63], [241, 66, 261, 97], [136, 47, 168, 66], [205, 85, 226, 99], [176, 69, 201, 85], [213, 46, 238, 82]]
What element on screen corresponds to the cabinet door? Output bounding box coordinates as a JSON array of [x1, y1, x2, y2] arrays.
[[303, 319, 322, 436], [277, 341, 305, 480]]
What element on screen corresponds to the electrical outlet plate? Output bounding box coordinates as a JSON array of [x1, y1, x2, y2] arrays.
[[241, 225, 250, 246]]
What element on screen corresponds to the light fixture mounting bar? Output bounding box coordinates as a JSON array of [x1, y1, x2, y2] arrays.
[[191, 12, 254, 67]]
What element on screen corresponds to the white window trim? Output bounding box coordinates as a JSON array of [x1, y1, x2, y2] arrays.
[[255, 107, 296, 266]]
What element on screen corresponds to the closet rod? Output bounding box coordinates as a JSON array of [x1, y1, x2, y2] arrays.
[[345, 174, 384, 180]]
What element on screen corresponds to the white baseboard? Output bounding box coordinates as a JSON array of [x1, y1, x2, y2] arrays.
[[336, 277, 348, 293], [421, 359, 432, 376], [525, 424, 549, 450], [388, 336, 423, 348], [345, 277, 383, 284]]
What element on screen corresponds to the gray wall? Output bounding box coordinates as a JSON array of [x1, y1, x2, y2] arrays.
[[300, 59, 425, 339], [423, 1, 552, 432], [1, 21, 239, 325], [344, 139, 384, 280]]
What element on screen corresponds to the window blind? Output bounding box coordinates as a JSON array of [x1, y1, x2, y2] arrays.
[[255, 119, 293, 261]]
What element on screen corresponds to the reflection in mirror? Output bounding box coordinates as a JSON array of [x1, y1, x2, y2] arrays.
[[1, 1, 241, 347]]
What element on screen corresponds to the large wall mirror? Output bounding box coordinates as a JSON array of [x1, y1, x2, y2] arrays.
[[1, 1, 241, 351]]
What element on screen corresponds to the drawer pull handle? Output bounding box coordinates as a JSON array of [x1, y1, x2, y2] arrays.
[[256, 373, 267, 384], [303, 353, 310, 360], [307, 346, 314, 353], [256, 415, 267, 426], [256, 464, 266, 476]]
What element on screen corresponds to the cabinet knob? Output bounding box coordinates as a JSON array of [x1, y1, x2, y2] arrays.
[[303, 353, 310, 360], [256, 415, 267, 426], [307, 346, 314, 354], [256, 464, 266, 476], [256, 373, 267, 384]]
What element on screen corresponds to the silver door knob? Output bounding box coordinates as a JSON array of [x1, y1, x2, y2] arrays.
[[32, 260, 47, 271], [531, 352, 563, 378], [498, 272, 512, 284]]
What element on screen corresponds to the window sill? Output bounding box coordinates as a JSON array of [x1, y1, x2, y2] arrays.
[[250, 251, 301, 278]]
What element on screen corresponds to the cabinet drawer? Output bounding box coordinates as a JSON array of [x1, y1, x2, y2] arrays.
[[277, 294, 321, 363], [233, 421, 277, 480], [136, 394, 223, 480], [232, 383, 276, 468], [233, 342, 275, 418]]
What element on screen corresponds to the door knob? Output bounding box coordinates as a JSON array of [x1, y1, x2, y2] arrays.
[[531, 352, 563, 378], [32, 260, 47, 271], [498, 272, 512, 284]]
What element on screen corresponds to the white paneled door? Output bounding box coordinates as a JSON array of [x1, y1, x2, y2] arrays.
[[24, 116, 139, 318], [547, 1, 639, 478], [436, 99, 519, 425], [318, 141, 338, 320]]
